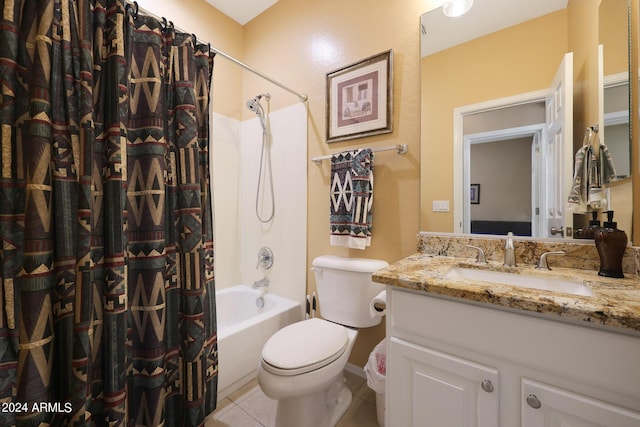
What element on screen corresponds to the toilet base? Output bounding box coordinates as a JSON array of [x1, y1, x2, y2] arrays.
[[275, 373, 352, 427]]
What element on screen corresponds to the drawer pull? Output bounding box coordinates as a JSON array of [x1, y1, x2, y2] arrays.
[[481, 379, 494, 393], [526, 394, 542, 409]]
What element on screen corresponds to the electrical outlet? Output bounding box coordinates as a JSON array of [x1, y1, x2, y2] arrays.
[[432, 200, 450, 212]]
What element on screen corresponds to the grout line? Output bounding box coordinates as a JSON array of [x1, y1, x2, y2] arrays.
[[238, 403, 267, 427]]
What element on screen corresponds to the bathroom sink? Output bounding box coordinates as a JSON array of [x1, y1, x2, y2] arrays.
[[445, 267, 593, 297]]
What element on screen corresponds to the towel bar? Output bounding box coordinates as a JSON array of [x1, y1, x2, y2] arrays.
[[310, 144, 408, 164]]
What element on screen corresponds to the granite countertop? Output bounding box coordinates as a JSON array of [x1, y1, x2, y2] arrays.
[[372, 252, 640, 334]]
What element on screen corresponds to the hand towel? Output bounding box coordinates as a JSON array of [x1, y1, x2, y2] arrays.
[[599, 143, 618, 184], [566, 144, 593, 214], [330, 148, 374, 249]]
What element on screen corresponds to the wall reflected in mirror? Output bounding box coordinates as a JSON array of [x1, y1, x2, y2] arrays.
[[419, 0, 633, 240]]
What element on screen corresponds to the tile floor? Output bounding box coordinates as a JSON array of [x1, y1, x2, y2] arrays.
[[206, 370, 380, 427]]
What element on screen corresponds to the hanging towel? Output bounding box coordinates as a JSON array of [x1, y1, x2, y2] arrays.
[[330, 149, 374, 249], [567, 144, 595, 214], [567, 128, 604, 213], [599, 143, 618, 184]]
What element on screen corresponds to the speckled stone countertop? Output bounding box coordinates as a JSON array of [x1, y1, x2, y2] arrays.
[[373, 233, 640, 334]]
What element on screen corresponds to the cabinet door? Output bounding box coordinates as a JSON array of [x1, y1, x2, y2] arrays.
[[388, 337, 499, 427], [522, 378, 640, 427]]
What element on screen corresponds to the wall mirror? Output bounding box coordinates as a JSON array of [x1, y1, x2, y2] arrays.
[[419, 0, 632, 240]]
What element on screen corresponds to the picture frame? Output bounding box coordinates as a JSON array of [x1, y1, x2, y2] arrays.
[[470, 183, 480, 204], [326, 50, 393, 143]]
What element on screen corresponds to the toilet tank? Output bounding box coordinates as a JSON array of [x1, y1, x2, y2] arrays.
[[312, 255, 388, 328]]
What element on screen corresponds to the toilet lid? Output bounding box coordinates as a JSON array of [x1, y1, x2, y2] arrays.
[[261, 318, 348, 375]]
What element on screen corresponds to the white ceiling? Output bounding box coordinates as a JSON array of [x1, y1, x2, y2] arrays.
[[205, 0, 278, 25], [421, 0, 568, 57]]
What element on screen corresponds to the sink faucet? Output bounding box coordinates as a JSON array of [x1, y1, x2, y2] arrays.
[[466, 245, 488, 264], [503, 232, 516, 267], [252, 277, 270, 289], [536, 251, 566, 270]]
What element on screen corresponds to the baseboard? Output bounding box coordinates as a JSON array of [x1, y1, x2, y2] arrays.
[[344, 362, 366, 379], [217, 370, 257, 402]]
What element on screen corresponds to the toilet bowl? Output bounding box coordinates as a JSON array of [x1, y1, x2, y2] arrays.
[[257, 255, 388, 427], [257, 318, 358, 427]]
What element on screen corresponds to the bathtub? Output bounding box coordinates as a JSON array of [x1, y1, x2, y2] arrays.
[[216, 285, 301, 399]]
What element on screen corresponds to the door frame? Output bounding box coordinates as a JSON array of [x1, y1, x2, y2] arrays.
[[462, 125, 544, 235], [453, 89, 547, 233]]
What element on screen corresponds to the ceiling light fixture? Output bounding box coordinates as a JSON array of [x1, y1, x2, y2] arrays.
[[442, 0, 473, 18]]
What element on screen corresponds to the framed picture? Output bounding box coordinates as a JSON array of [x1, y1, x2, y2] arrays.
[[470, 183, 480, 204], [326, 50, 393, 143]]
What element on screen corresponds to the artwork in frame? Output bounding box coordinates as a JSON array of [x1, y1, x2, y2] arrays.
[[326, 50, 393, 143], [470, 183, 480, 204]]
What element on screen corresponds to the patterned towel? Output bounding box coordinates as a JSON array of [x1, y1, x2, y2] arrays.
[[330, 149, 374, 249]]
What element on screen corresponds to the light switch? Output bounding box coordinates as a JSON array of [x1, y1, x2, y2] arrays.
[[432, 200, 450, 212]]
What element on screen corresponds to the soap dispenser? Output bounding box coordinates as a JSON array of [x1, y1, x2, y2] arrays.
[[594, 210, 627, 278], [581, 210, 601, 240]]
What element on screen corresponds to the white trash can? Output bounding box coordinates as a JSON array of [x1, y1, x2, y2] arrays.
[[364, 339, 386, 427]]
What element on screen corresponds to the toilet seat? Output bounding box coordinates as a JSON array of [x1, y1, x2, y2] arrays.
[[261, 318, 349, 376]]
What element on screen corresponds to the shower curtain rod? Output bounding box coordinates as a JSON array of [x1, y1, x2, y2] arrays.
[[129, 2, 309, 103]]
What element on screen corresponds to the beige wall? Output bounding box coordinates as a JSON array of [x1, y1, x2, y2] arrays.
[[600, 0, 631, 76], [470, 138, 532, 222], [568, 0, 600, 149], [242, 0, 437, 366]]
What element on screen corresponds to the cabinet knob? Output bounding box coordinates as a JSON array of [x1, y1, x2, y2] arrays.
[[481, 379, 494, 393], [526, 394, 542, 409]]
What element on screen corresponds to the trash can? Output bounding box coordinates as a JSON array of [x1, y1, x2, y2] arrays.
[[364, 339, 386, 427]]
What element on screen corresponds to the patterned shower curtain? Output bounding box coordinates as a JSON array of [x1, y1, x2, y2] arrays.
[[0, 0, 217, 425]]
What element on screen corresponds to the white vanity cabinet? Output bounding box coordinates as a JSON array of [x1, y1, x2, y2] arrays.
[[386, 287, 640, 427], [389, 337, 499, 426], [521, 378, 640, 427]]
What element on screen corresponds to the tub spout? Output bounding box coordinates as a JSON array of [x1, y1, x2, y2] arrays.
[[252, 277, 270, 289]]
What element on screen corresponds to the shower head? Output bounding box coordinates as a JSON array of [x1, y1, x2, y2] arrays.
[[246, 93, 271, 115], [246, 98, 262, 114]]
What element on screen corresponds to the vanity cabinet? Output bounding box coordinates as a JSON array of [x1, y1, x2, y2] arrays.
[[389, 337, 499, 426], [386, 287, 640, 427], [521, 378, 640, 427]]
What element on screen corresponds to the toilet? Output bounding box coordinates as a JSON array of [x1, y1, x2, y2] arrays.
[[257, 255, 388, 427]]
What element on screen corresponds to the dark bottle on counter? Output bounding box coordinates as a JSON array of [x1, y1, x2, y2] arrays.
[[581, 210, 601, 240], [594, 210, 627, 278]]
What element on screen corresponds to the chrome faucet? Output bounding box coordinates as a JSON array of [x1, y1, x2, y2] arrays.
[[466, 245, 488, 264], [536, 251, 566, 270], [503, 232, 516, 267], [252, 277, 270, 289]]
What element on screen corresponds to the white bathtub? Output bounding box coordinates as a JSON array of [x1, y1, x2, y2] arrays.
[[216, 285, 301, 399]]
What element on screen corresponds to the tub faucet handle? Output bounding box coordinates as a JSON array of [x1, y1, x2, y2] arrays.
[[256, 246, 274, 269]]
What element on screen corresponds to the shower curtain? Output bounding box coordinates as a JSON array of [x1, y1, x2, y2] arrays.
[[0, 1, 217, 425]]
